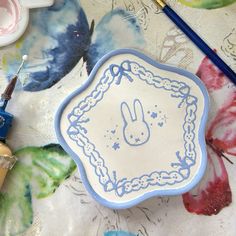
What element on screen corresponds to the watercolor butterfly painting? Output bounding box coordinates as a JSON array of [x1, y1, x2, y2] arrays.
[[0, 0, 235, 235], [2, 0, 145, 91]]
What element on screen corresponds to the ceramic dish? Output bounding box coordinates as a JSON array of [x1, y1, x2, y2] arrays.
[[55, 49, 209, 209], [0, 0, 54, 47]]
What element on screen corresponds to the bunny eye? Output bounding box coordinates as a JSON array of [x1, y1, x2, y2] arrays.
[[141, 132, 144, 136], [130, 135, 133, 139]]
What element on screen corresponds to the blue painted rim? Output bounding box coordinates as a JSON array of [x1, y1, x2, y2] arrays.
[[55, 48, 209, 209]]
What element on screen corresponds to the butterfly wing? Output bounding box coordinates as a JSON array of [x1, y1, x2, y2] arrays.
[[159, 27, 193, 69], [123, 0, 150, 30], [0, 144, 76, 235], [196, 52, 230, 91], [182, 75, 235, 215], [207, 92, 236, 156], [86, 8, 145, 74], [182, 145, 232, 215], [221, 29, 236, 67], [2, 0, 91, 91]]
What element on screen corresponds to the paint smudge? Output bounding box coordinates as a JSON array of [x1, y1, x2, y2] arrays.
[[86, 8, 145, 73], [104, 230, 136, 236], [196, 51, 230, 91], [0, 144, 76, 235], [0, 0, 21, 35], [179, 0, 236, 9]]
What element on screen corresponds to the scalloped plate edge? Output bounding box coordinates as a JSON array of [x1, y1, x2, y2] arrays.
[[55, 48, 209, 209]]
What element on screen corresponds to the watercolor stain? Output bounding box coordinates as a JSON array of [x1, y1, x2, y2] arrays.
[[0, 144, 76, 235], [104, 231, 136, 236]]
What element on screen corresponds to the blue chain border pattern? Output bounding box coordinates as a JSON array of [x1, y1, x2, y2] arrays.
[[66, 60, 198, 197]]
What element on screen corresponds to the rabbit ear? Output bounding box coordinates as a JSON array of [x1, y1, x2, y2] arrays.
[[121, 102, 132, 124], [134, 99, 145, 121]]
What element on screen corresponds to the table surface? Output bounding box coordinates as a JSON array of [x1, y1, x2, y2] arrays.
[[0, 0, 235, 235]]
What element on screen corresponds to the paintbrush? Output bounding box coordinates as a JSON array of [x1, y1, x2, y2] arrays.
[[153, 0, 236, 85], [0, 55, 28, 189]]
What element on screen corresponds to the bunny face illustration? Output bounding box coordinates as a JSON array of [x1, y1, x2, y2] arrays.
[[121, 99, 150, 146]]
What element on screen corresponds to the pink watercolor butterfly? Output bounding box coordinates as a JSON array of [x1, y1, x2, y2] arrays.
[[196, 51, 230, 91], [182, 54, 236, 215]]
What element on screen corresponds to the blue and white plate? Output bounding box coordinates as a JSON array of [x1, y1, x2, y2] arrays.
[[55, 49, 209, 209]]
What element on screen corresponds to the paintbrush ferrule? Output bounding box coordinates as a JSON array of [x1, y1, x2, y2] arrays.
[[1, 76, 18, 102], [154, 0, 166, 9]]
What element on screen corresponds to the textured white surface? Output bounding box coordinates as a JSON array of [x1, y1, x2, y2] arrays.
[[0, 0, 235, 235]]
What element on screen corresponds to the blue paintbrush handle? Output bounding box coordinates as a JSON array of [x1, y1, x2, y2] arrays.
[[162, 5, 236, 85]]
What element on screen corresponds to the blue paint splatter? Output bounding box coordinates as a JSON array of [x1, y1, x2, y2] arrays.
[[104, 231, 136, 236]]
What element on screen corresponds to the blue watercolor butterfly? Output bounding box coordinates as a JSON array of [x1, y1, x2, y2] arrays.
[[4, 0, 145, 91]]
